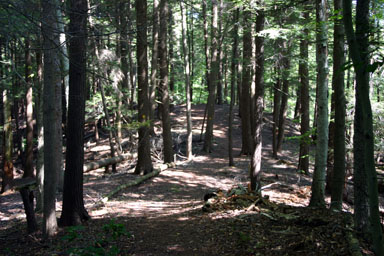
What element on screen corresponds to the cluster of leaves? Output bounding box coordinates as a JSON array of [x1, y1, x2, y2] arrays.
[[62, 220, 131, 256]]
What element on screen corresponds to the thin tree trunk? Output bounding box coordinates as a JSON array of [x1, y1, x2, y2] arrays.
[[180, 1, 193, 160], [99, 81, 117, 173], [309, 0, 329, 207], [159, 0, 173, 163], [149, 0, 159, 134], [250, 8, 265, 191], [228, 8, 239, 167], [298, 10, 310, 175], [276, 41, 290, 154], [24, 38, 34, 179], [239, 10, 253, 155], [1, 80, 13, 193], [35, 37, 44, 211], [272, 67, 281, 158], [203, 0, 219, 153]]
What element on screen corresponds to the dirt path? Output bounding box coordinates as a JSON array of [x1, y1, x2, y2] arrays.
[[1, 104, 332, 256]]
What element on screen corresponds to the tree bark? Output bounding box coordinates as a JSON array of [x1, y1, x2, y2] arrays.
[[159, 0, 174, 163], [228, 8, 239, 167], [298, 10, 310, 175], [250, 8, 265, 191], [239, 10, 253, 155], [180, 1, 193, 160], [309, 0, 329, 207], [203, 0, 219, 153], [149, 0, 159, 134], [59, 0, 90, 227], [330, 0, 346, 211], [24, 38, 34, 179], [343, 0, 384, 253], [276, 41, 290, 154], [134, 0, 154, 174], [41, 0, 62, 236]]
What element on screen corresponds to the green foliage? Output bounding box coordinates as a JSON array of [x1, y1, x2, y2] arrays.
[[62, 226, 85, 242], [372, 102, 384, 153], [286, 127, 316, 145], [64, 220, 131, 256]]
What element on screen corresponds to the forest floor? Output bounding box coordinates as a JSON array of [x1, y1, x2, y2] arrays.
[[0, 104, 377, 255]]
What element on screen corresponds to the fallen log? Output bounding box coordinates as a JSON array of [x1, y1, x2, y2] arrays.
[[90, 163, 170, 209], [83, 153, 135, 172]]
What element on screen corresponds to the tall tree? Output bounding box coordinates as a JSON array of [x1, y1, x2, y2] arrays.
[[180, 1, 193, 160], [149, 0, 159, 134], [239, 9, 253, 155], [309, 0, 329, 207], [41, 0, 62, 236], [1, 50, 13, 193], [343, 0, 384, 253], [276, 40, 291, 154], [203, 0, 219, 153], [250, 6, 265, 191], [159, 0, 174, 163], [330, 0, 346, 211], [134, 0, 153, 174], [298, 9, 310, 175], [59, 0, 90, 226], [228, 8, 240, 166], [24, 38, 34, 179]]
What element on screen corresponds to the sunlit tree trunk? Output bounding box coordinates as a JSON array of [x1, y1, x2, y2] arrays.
[[41, 0, 62, 236], [310, 0, 329, 207], [228, 8, 239, 167], [180, 1, 193, 160], [250, 8, 265, 191], [149, 0, 159, 134], [24, 38, 34, 179], [203, 0, 219, 153], [276, 40, 291, 154]]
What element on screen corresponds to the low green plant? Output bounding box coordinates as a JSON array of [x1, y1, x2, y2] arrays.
[[64, 219, 131, 256]]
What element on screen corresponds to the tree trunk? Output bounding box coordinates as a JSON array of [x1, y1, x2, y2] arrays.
[[35, 38, 44, 211], [202, 0, 219, 153], [24, 38, 34, 179], [276, 41, 290, 154], [250, 8, 265, 191], [272, 67, 281, 159], [134, 0, 153, 174], [1, 80, 13, 193], [41, 0, 62, 237], [240, 10, 253, 155], [343, 0, 384, 253], [159, 0, 174, 163], [309, 0, 329, 207], [228, 8, 239, 167], [298, 10, 310, 175], [149, 0, 159, 134], [59, 0, 90, 227], [202, 0, 210, 102], [180, 1, 193, 160], [330, 0, 346, 211]]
